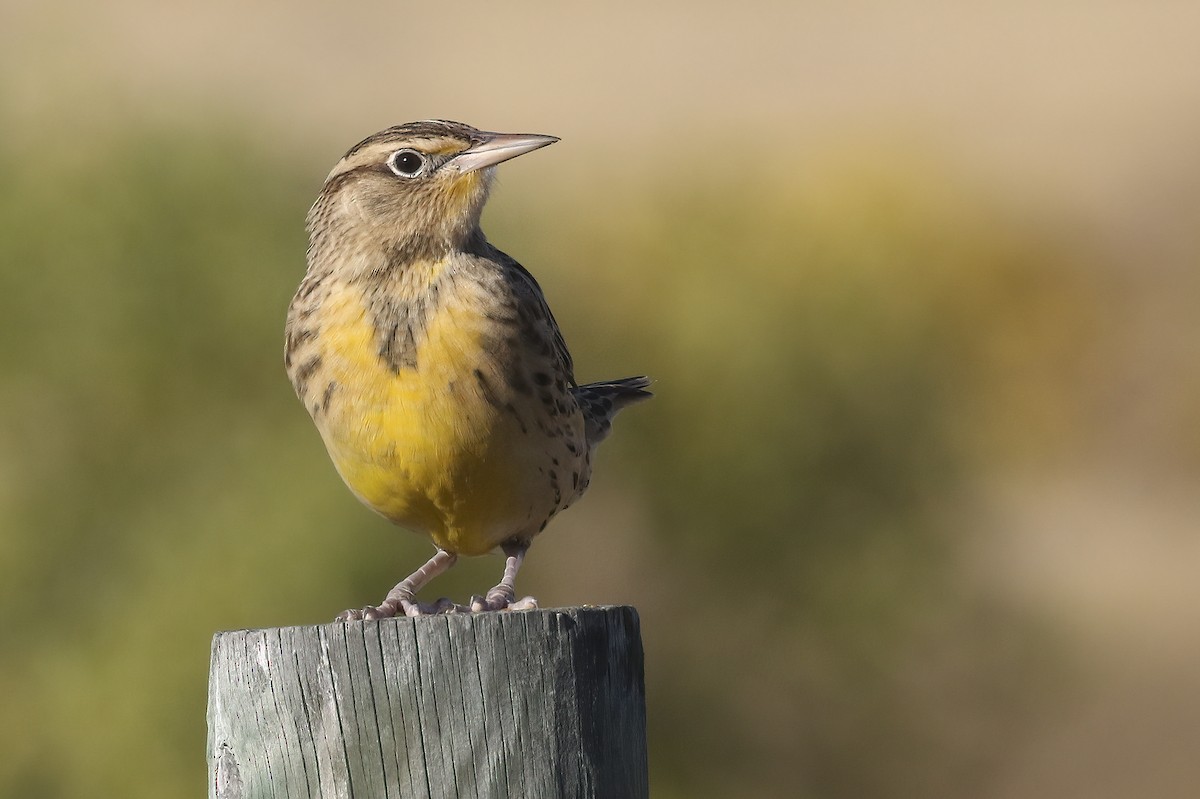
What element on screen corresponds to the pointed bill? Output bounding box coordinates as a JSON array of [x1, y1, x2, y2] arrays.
[[450, 132, 559, 174]]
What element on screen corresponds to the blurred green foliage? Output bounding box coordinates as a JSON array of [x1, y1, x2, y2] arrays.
[[0, 126, 1107, 797], [505, 154, 1099, 797]]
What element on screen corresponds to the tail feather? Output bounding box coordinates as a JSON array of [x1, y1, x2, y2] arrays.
[[572, 376, 653, 446]]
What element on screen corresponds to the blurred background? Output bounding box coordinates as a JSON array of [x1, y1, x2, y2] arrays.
[[2, 1, 1198, 796]]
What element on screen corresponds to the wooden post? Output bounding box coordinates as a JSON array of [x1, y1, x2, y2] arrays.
[[207, 606, 647, 799]]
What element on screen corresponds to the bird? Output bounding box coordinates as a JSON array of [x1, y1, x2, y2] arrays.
[[284, 120, 651, 620]]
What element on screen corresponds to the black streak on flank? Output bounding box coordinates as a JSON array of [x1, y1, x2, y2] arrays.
[[287, 327, 316, 354], [294, 356, 322, 390], [474, 368, 503, 409], [285, 328, 316, 370], [319, 381, 338, 413], [508, 370, 532, 396], [296, 275, 323, 301], [504, 402, 528, 435]]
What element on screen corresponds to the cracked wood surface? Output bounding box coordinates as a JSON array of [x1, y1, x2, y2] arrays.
[[207, 606, 647, 799]]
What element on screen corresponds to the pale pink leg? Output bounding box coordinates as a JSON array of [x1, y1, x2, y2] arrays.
[[470, 543, 539, 612], [337, 549, 464, 621]]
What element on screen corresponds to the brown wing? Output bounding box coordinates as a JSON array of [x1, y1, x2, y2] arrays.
[[486, 244, 578, 387]]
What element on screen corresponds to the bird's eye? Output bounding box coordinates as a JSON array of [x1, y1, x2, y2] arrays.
[[387, 149, 425, 177]]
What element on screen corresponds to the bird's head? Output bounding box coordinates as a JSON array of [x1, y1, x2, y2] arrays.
[[310, 120, 558, 262]]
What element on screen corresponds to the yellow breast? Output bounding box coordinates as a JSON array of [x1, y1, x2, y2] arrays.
[[309, 271, 567, 556]]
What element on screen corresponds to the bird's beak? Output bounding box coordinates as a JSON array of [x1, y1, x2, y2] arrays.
[[450, 132, 559, 174]]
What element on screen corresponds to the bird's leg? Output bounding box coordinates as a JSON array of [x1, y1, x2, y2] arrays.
[[470, 542, 539, 612], [338, 549, 463, 621]]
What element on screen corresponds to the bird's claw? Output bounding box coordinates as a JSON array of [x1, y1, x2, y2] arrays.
[[336, 596, 468, 621], [469, 591, 539, 612]]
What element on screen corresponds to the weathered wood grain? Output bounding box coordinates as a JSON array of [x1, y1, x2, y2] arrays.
[[207, 606, 647, 799]]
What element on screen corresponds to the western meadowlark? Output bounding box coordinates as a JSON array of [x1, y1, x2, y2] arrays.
[[285, 120, 651, 620]]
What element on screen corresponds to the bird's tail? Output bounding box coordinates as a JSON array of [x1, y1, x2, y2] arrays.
[[572, 376, 653, 447]]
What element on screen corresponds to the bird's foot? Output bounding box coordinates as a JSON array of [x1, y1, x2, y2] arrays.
[[468, 542, 537, 611], [336, 549, 467, 621], [336, 595, 467, 621], [469, 585, 539, 612]]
